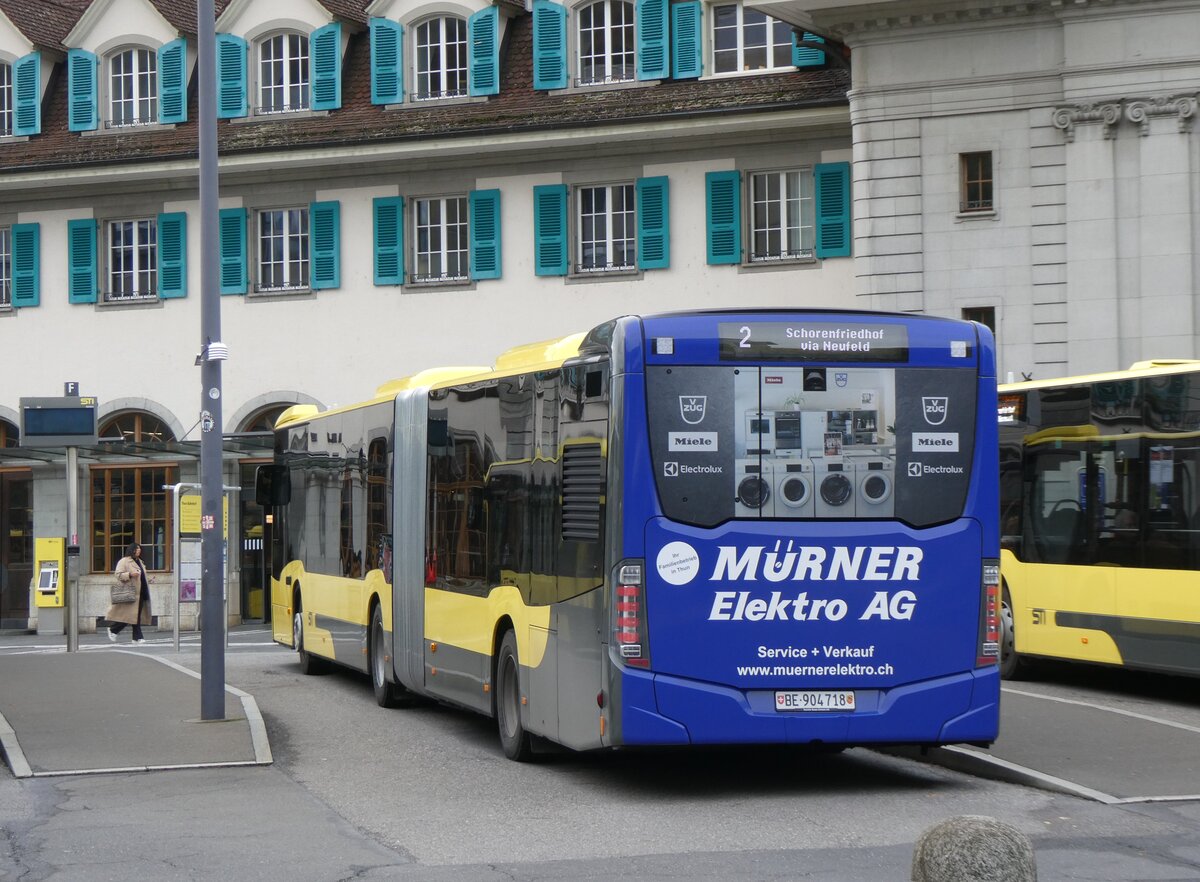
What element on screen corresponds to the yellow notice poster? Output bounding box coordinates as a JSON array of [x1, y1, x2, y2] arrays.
[[179, 495, 229, 538]]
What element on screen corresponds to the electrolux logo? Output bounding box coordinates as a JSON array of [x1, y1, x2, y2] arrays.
[[908, 462, 923, 477], [669, 432, 718, 451], [908, 461, 964, 477]]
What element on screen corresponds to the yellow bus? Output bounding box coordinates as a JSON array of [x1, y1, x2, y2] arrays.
[[998, 360, 1200, 678]]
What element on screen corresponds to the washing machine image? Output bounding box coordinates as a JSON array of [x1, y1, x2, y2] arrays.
[[774, 459, 814, 518], [814, 460, 856, 518], [850, 455, 895, 517], [735, 458, 771, 517]]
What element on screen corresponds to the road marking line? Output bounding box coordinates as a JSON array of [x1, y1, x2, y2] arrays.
[[1002, 686, 1200, 735]]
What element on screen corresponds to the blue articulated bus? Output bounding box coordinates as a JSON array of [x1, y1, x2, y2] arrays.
[[263, 309, 1000, 759]]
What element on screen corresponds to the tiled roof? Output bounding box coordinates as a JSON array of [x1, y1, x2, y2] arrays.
[[0, 0, 369, 44], [1, 5, 849, 173], [0, 0, 87, 49]]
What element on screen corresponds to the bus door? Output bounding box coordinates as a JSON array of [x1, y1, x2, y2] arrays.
[[554, 362, 609, 749]]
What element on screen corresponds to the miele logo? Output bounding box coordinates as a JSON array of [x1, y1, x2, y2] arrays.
[[679, 396, 707, 425], [669, 432, 718, 451], [921, 397, 949, 426], [912, 433, 959, 452]]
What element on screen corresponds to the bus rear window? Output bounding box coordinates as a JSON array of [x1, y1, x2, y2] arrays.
[[645, 364, 977, 528]]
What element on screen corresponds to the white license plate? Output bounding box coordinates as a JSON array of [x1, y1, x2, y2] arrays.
[[774, 690, 856, 712]]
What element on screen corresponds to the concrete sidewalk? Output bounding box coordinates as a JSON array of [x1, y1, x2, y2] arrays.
[[0, 648, 271, 778]]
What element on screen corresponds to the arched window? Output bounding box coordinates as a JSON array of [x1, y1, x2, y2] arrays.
[[0, 61, 12, 136], [577, 0, 634, 86], [414, 16, 468, 100], [258, 33, 309, 113], [0, 418, 18, 448], [109, 47, 157, 126], [92, 413, 177, 572], [241, 405, 290, 434]]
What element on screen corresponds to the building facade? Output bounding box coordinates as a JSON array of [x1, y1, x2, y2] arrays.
[[755, 0, 1200, 379], [0, 0, 852, 629]]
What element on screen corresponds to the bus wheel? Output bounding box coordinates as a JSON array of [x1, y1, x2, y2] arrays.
[[999, 587, 1030, 680], [496, 630, 533, 761], [294, 597, 325, 676], [370, 605, 403, 708]]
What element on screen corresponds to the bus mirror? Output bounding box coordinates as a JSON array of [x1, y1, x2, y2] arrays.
[[255, 464, 291, 507]]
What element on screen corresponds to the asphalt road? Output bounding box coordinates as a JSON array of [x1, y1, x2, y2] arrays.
[[3, 630, 1200, 880]]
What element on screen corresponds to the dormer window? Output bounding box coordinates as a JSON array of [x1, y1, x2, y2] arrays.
[[577, 0, 634, 86], [258, 33, 309, 114], [109, 48, 157, 127], [414, 17, 467, 101], [711, 4, 793, 74]]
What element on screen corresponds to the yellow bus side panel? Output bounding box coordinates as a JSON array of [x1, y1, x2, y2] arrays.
[[274, 562, 391, 664], [1001, 552, 1123, 665], [424, 585, 552, 667]]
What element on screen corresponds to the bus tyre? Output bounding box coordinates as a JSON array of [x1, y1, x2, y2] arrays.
[[294, 598, 325, 676], [370, 605, 404, 708], [496, 630, 533, 762], [999, 587, 1030, 680]]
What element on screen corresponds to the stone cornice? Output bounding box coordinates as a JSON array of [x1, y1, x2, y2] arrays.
[[1052, 94, 1197, 141], [804, 0, 1167, 40]]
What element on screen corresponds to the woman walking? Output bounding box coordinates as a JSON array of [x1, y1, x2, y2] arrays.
[[107, 542, 152, 644]]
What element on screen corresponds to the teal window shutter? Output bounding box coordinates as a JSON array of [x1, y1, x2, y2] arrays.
[[814, 162, 851, 258], [157, 212, 188, 299], [310, 22, 342, 111], [67, 49, 98, 132], [10, 223, 40, 308], [671, 2, 702, 79], [13, 52, 41, 136], [636, 0, 668, 80], [636, 176, 669, 270], [533, 184, 568, 276], [468, 7, 499, 97], [373, 196, 405, 285], [469, 189, 502, 280], [67, 219, 97, 303], [215, 34, 248, 119], [369, 18, 403, 104], [157, 39, 187, 123], [705, 170, 741, 265], [218, 208, 247, 295], [310, 201, 341, 290], [532, 1, 567, 91], [792, 31, 825, 68]]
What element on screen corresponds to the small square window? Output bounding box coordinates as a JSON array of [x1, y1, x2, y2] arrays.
[[748, 169, 814, 262], [412, 196, 469, 282], [960, 152, 993, 212], [962, 306, 995, 334]]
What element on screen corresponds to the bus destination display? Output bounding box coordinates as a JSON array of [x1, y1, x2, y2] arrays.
[[719, 322, 910, 363]]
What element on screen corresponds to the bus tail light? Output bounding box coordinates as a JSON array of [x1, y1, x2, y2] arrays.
[[977, 560, 1000, 666], [614, 561, 649, 669]]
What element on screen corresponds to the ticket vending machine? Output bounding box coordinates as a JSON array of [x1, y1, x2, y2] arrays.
[[35, 537, 66, 636]]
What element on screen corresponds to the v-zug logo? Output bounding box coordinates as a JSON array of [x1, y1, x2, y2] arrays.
[[680, 396, 707, 425], [921, 396, 949, 426]]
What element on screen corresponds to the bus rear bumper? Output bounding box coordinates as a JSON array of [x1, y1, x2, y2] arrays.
[[616, 668, 999, 747]]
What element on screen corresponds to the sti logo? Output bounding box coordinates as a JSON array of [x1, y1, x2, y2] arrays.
[[922, 397, 949, 426], [679, 396, 707, 425], [907, 462, 923, 477]]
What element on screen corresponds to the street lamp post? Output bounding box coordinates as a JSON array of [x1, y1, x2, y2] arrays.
[[198, 0, 226, 720]]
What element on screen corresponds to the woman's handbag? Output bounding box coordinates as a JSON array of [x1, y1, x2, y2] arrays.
[[111, 578, 137, 604]]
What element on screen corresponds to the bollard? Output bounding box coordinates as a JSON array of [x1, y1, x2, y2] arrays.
[[912, 815, 1037, 882]]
